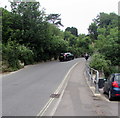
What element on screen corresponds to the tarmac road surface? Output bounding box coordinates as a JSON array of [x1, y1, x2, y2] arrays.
[[2, 58, 119, 116], [2, 58, 81, 116]]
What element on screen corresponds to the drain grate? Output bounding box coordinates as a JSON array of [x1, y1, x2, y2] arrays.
[[93, 98, 101, 101], [50, 94, 60, 98]]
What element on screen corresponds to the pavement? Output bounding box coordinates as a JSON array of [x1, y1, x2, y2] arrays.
[[42, 59, 119, 116], [54, 60, 102, 116]]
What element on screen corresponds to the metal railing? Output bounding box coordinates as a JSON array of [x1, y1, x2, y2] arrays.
[[86, 64, 100, 94]]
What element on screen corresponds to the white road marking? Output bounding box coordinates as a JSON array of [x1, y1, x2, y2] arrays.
[[37, 61, 80, 116], [50, 84, 66, 116], [37, 98, 54, 116]]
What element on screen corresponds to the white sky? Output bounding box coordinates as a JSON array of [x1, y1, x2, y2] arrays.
[[1, 0, 119, 34]]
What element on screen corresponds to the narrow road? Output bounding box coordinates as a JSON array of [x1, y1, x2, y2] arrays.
[[2, 58, 81, 116]]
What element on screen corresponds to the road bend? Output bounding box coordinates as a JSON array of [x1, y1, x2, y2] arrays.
[[2, 58, 82, 116]]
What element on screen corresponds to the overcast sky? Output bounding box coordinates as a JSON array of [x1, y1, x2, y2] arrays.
[[1, 0, 119, 34]]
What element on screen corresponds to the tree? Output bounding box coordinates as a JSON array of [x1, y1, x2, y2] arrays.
[[50, 37, 69, 60], [94, 12, 118, 28], [10, 2, 52, 61], [88, 23, 98, 40], [2, 8, 14, 43], [65, 27, 78, 36], [89, 12, 120, 76], [46, 14, 64, 27], [77, 35, 92, 54]]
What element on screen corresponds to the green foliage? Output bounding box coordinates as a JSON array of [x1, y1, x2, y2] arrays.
[[89, 12, 119, 75], [65, 27, 78, 36], [90, 53, 111, 73], [2, 41, 34, 72], [89, 12, 118, 41], [94, 12, 118, 29], [2, 2, 119, 76], [2, 41, 21, 71], [18, 45, 34, 65], [64, 31, 72, 41], [77, 35, 92, 54], [93, 27, 119, 66], [64, 31, 77, 46], [88, 23, 98, 40], [50, 36, 69, 59], [67, 46, 81, 58], [97, 28, 106, 36], [48, 24, 64, 38], [2, 7, 14, 43]]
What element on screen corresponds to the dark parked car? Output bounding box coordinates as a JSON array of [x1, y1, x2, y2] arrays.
[[59, 52, 74, 61], [103, 73, 120, 100]]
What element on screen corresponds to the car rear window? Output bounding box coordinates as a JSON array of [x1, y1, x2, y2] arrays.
[[114, 75, 120, 82]]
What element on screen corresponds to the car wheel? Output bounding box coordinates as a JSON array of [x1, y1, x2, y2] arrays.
[[108, 90, 113, 101]]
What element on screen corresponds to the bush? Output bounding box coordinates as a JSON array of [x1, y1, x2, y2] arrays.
[[89, 53, 111, 73], [18, 45, 34, 65], [2, 41, 34, 72], [89, 53, 120, 77], [2, 41, 21, 71]]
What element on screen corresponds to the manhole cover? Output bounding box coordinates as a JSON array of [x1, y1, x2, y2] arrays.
[[50, 94, 60, 98]]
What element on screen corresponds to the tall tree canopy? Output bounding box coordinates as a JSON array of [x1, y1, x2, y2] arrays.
[[88, 23, 98, 40], [89, 12, 120, 76], [46, 14, 64, 27], [2, 2, 68, 71], [65, 27, 78, 36], [2, 2, 119, 75]]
